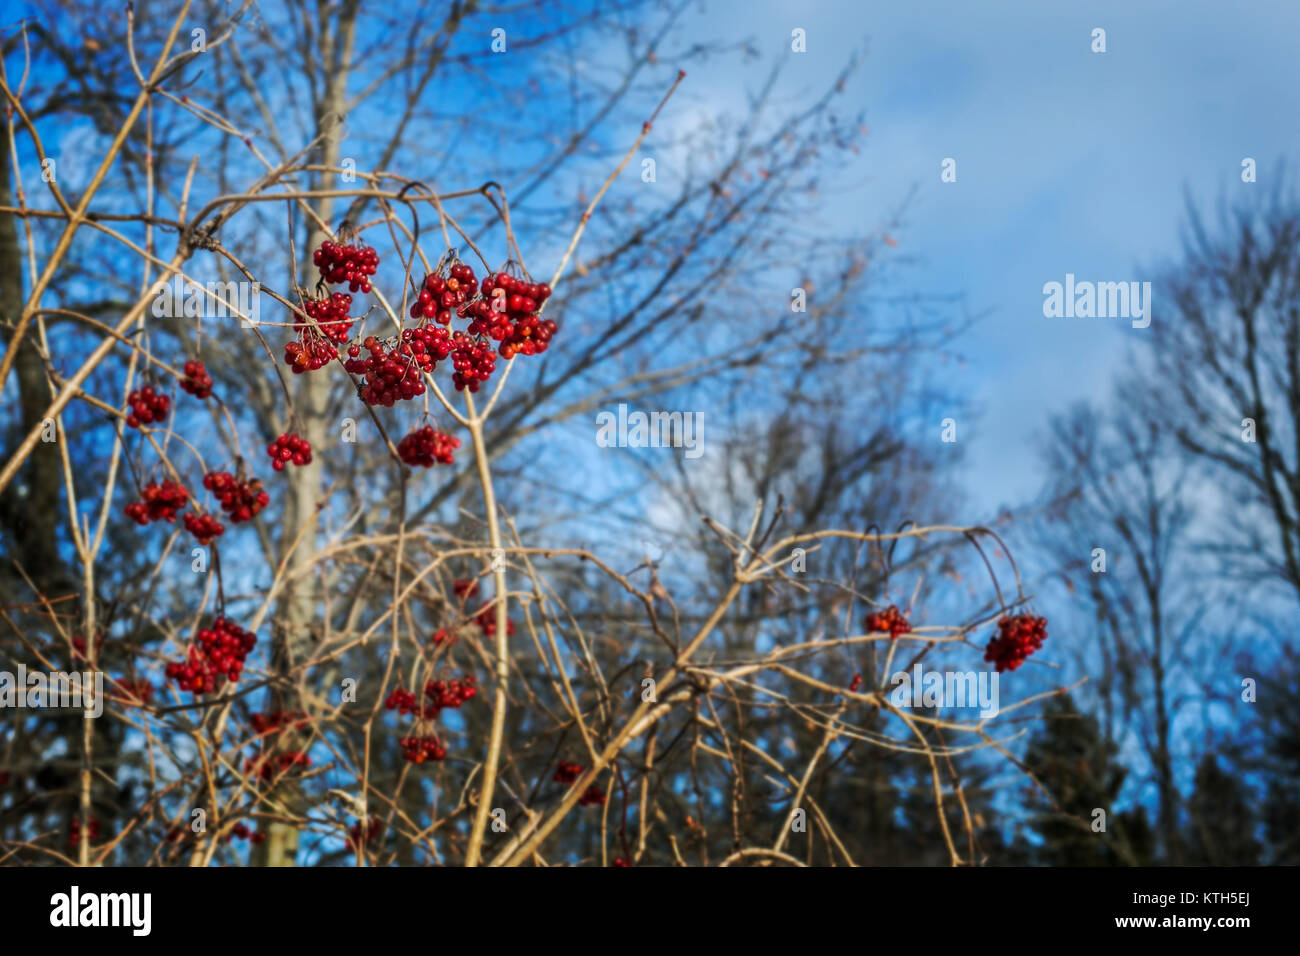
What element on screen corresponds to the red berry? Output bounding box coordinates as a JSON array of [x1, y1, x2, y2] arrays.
[[397, 426, 459, 467], [267, 432, 312, 471], [865, 605, 911, 640], [983, 614, 1048, 673], [123, 387, 171, 428], [202, 471, 269, 523], [183, 511, 225, 545], [124, 479, 189, 525], [164, 616, 258, 696], [314, 237, 379, 293], [179, 360, 214, 399]]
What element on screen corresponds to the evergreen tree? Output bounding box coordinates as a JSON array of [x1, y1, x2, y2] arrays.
[[1183, 754, 1261, 865], [1022, 695, 1153, 865]]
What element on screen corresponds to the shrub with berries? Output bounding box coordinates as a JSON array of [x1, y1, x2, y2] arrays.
[[983, 613, 1048, 673], [179, 360, 214, 398], [124, 385, 170, 428], [267, 432, 312, 471], [397, 426, 459, 467], [124, 479, 189, 525], [865, 605, 911, 639], [203, 471, 269, 523], [298, 245, 556, 401]]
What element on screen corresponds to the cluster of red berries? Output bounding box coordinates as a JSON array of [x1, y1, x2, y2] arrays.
[[984, 613, 1048, 673], [475, 604, 516, 637], [250, 710, 311, 736], [384, 687, 423, 717], [225, 822, 266, 844], [554, 760, 584, 784], [848, 673, 863, 693], [112, 677, 155, 705], [298, 292, 355, 343], [183, 511, 225, 545], [165, 646, 218, 694], [344, 330, 451, 405], [429, 628, 455, 647], [424, 676, 477, 712], [410, 264, 480, 323], [124, 479, 189, 525], [71, 631, 104, 662], [347, 817, 382, 851], [284, 329, 339, 373], [453, 579, 479, 599], [385, 675, 476, 719], [68, 817, 101, 847], [465, 272, 556, 359], [267, 433, 312, 470], [449, 331, 498, 391], [203, 471, 269, 523], [397, 426, 459, 467], [865, 605, 911, 639], [165, 616, 257, 694], [314, 239, 379, 293], [245, 751, 311, 781], [179, 360, 214, 399], [399, 735, 446, 763], [196, 617, 256, 681], [577, 785, 606, 808], [125, 386, 171, 428]]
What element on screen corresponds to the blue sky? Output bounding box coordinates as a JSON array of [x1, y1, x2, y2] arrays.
[[674, 0, 1300, 516]]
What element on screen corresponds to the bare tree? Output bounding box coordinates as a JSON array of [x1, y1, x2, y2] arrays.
[[1140, 186, 1300, 603], [1036, 396, 1203, 861]]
